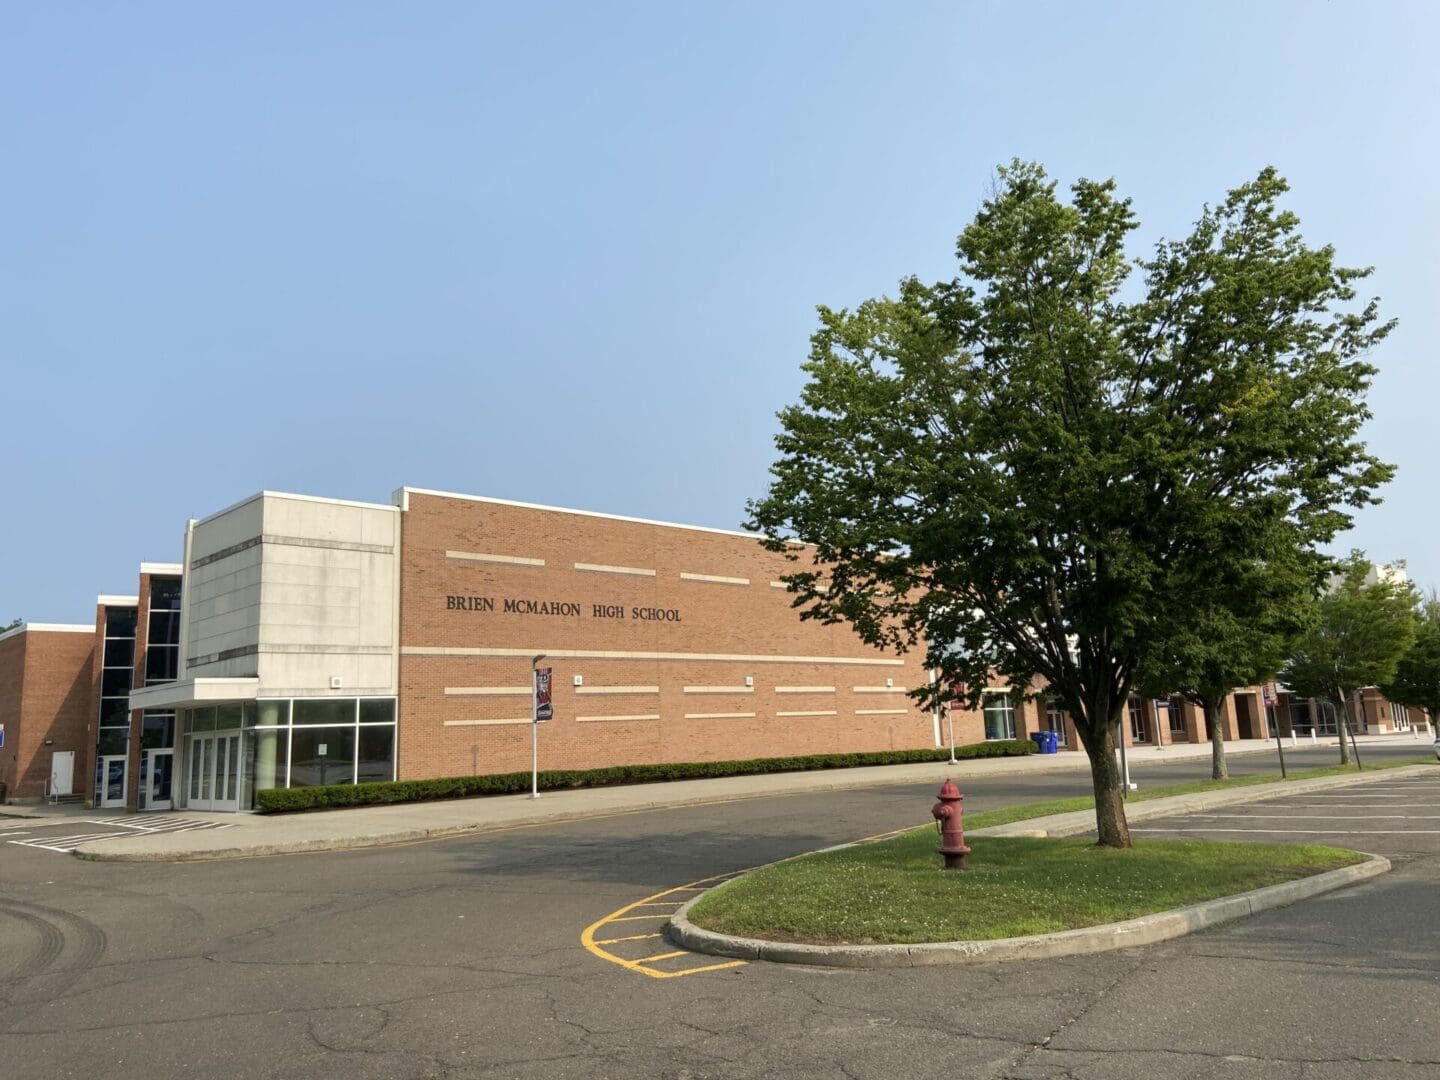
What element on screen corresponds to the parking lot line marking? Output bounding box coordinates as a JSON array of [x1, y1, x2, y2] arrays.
[[584, 874, 754, 979], [595, 933, 662, 945], [582, 824, 927, 980], [1187, 813, 1440, 819], [645, 960, 748, 978], [635, 950, 690, 964], [1134, 835, 1440, 840], [1251, 803, 1440, 809]]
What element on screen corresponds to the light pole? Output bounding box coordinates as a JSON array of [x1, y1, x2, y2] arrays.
[[530, 654, 547, 799]]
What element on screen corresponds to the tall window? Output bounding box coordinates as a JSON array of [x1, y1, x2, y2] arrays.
[[982, 692, 1016, 741], [1291, 702, 1312, 734], [1128, 698, 1148, 743], [1044, 699, 1066, 735], [95, 606, 137, 803], [1390, 701, 1410, 732], [1167, 697, 1187, 736], [144, 577, 181, 685]]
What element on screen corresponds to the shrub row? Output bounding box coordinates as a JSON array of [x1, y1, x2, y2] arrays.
[[255, 739, 1037, 813]]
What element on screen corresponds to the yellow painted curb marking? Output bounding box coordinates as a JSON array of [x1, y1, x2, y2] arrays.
[[580, 824, 920, 980], [582, 873, 749, 979]]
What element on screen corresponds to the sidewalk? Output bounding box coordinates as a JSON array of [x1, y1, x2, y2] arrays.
[[59, 735, 1389, 862]]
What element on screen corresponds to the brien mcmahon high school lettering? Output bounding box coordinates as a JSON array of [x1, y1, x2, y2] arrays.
[[0, 487, 1431, 811]]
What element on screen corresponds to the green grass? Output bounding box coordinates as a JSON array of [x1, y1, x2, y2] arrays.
[[688, 834, 1367, 945], [963, 756, 1437, 831]]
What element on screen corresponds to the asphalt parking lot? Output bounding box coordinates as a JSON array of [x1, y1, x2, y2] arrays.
[[1, 745, 1436, 1079]]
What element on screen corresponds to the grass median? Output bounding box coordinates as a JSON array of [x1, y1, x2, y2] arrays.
[[687, 833, 1366, 945], [687, 759, 1433, 945], [962, 756, 1437, 831]]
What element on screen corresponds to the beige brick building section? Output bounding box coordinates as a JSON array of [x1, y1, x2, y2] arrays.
[[396, 489, 940, 779]]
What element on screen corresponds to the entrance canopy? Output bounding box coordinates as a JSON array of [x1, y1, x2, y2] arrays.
[[129, 677, 259, 712]]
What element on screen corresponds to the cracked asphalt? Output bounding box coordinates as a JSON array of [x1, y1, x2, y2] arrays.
[[1, 742, 1436, 1079]]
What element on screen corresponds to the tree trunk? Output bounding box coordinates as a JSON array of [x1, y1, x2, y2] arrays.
[[1336, 689, 1352, 766], [1205, 695, 1228, 781], [1081, 714, 1132, 849]]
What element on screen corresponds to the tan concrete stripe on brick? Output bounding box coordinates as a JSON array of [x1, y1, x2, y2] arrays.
[[442, 717, 530, 727], [574, 562, 656, 577], [576, 714, 661, 723], [855, 708, 909, 716], [444, 686, 531, 697], [684, 712, 757, 720], [853, 686, 907, 693], [776, 710, 838, 717], [775, 685, 836, 694], [445, 550, 545, 567], [683, 685, 754, 694], [679, 572, 750, 586], [574, 685, 660, 696]]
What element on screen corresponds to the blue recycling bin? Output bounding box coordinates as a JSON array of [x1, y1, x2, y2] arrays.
[[1032, 730, 1059, 753]]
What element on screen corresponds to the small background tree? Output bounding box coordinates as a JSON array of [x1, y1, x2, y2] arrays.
[[1383, 592, 1440, 735], [1136, 553, 1314, 779], [1281, 554, 1419, 764]]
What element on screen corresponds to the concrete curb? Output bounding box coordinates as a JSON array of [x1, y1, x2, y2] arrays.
[[665, 853, 1392, 968]]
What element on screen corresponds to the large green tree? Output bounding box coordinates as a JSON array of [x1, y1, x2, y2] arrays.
[[1, 618, 19, 633], [1384, 594, 1440, 733], [1136, 552, 1315, 780], [750, 162, 1392, 847], [1281, 555, 1420, 763]]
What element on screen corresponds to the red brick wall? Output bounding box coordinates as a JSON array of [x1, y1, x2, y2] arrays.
[[0, 632, 26, 797], [397, 492, 939, 780], [0, 630, 96, 800]]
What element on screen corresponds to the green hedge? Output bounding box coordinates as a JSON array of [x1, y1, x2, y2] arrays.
[[255, 739, 1037, 813]]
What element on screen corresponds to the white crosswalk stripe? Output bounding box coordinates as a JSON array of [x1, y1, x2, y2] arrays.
[[7, 816, 234, 853], [8, 831, 133, 852]]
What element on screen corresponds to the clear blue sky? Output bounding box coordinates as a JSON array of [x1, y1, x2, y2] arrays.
[[3, 2, 1436, 621]]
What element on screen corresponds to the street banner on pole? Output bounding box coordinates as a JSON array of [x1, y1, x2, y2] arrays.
[[534, 668, 553, 723], [1262, 682, 1279, 707]]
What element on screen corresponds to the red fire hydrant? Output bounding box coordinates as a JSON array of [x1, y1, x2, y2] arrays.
[[932, 779, 971, 870]]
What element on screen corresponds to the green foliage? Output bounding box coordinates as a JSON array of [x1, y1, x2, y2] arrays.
[[1282, 554, 1419, 763], [749, 160, 1394, 846], [1384, 596, 1440, 722], [688, 834, 1365, 945], [1, 618, 20, 633], [1282, 554, 1419, 705], [254, 741, 1037, 813]]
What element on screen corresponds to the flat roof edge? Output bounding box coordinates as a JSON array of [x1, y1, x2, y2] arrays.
[[397, 486, 764, 541], [0, 622, 96, 643], [195, 490, 401, 528]]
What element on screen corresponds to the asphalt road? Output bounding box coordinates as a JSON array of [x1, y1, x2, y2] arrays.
[[1, 742, 1436, 1080]]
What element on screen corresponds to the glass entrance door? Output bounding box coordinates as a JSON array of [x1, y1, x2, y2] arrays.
[[186, 733, 240, 811], [142, 749, 174, 811], [99, 756, 127, 808]]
